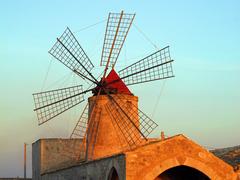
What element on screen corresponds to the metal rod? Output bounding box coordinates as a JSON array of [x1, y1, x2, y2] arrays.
[[105, 104, 133, 148], [119, 46, 170, 72], [38, 99, 85, 126], [103, 88, 147, 140], [105, 60, 174, 86], [33, 85, 83, 95], [126, 75, 175, 86], [103, 10, 124, 79], [120, 60, 174, 80], [24, 143, 26, 179], [73, 70, 98, 85], [57, 38, 98, 83], [34, 88, 94, 111]]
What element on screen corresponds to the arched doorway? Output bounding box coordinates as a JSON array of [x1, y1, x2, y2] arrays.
[[154, 165, 210, 180], [108, 167, 119, 180]]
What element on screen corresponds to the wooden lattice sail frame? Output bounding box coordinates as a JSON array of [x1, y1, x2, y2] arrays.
[[33, 11, 174, 161]]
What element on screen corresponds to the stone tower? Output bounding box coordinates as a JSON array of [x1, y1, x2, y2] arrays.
[[87, 94, 140, 160]]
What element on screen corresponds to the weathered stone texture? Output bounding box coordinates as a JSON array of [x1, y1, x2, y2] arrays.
[[88, 95, 139, 159], [125, 134, 238, 180], [32, 139, 82, 179], [32, 94, 239, 180], [41, 154, 125, 180], [33, 135, 239, 180]]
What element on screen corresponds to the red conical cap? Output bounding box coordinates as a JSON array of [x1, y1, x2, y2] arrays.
[[105, 69, 132, 94]]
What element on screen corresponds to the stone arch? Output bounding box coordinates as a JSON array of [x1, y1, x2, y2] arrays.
[[154, 165, 210, 180], [107, 167, 119, 180], [143, 157, 221, 180]]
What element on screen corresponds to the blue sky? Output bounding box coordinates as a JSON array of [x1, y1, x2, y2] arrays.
[[1, 0, 240, 177]]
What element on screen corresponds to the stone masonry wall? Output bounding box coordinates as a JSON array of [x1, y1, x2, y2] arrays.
[[125, 135, 238, 180], [32, 139, 82, 180], [40, 154, 125, 180]]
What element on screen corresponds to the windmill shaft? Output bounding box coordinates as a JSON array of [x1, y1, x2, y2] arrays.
[[34, 88, 93, 111], [112, 13, 135, 69], [57, 38, 98, 83], [103, 11, 124, 79], [100, 12, 135, 69], [73, 70, 98, 85]]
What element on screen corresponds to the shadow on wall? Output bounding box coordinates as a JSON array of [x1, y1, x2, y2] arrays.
[[108, 167, 119, 180], [154, 165, 210, 180]]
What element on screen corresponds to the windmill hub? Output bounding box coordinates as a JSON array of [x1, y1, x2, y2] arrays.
[[93, 69, 132, 95]]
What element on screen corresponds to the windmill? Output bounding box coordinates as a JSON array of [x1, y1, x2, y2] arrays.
[[33, 11, 174, 162]]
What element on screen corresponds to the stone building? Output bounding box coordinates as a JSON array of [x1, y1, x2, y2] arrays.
[[31, 10, 240, 179], [32, 95, 239, 180], [32, 134, 239, 180]]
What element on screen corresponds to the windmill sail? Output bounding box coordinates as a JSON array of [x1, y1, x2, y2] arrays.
[[101, 11, 135, 69], [49, 27, 95, 81], [68, 92, 104, 160], [86, 106, 102, 160], [105, 94, 158, 150], [118, 46, 174, 85], [32, 11, 175, 162], [70, 103, 89, 139], [33, 85, 88, 125]]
